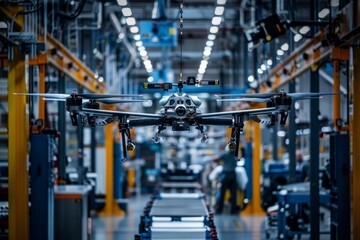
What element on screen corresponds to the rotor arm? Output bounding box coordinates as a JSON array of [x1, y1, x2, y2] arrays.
[[197, 118, 233, 126], [128, 118, 164, 127], [120, 129, 128, 162]]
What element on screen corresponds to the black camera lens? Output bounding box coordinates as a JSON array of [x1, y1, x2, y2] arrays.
[[175, 106, 186, 116]]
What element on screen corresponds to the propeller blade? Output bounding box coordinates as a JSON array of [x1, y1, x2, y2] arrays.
[[289, 92, 339, 99], [14, 93, 70, 98], [77, 93, 142, 99], [43, 98, 66, 101], [215, 93, 275, 98], [14, 92, 142, 99], [97, 99, 151, 104], [216, 98, 270, 103]]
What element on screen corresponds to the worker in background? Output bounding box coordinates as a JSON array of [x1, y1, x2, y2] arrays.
[[209, 152, 238, 214], [296, 149, 310, 182]]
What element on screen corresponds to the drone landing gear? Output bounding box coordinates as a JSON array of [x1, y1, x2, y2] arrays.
[[69, 112, 79, 126], [118, 117, 135, 162], [153, 122, 166, 143], [195, 123, 208, 143], [227, 115, 244, 159], [279, 112, 288, 126]]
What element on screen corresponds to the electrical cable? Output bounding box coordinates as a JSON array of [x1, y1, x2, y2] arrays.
[[55, 0, 86, 20], [179, 0, 183, 82]]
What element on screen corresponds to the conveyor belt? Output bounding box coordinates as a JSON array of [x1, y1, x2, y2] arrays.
[[151, 228, 206, 240], [150, 199, 208, 217], [159, 193, 203, 199], [136, 181, 218, 240], [160, 182, 201, 189]]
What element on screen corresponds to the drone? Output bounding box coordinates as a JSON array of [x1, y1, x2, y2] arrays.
[[15, 77, 336, 161]]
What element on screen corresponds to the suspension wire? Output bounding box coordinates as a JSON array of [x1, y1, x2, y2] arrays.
[[179, 0, 183, 82]]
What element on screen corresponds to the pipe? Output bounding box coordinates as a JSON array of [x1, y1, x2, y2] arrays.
[[319, 69, 347, 94]]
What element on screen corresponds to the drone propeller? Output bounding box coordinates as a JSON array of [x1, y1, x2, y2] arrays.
[[14, 92, 142, 99], [42, 98, 150, 105], [216, 92, 338, 102], [97, 99, 151, 104], [217, 97, 269, 103], [215, 93, 274, 98]]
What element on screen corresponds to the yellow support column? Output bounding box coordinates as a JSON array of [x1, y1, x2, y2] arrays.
[[242, 121, 264, 215], [8, 49, 29, 239], [38, 65, 46, 121], [352, 47, 360, 240], [251, 122, 264, 215], [99, 123, 124, 216]]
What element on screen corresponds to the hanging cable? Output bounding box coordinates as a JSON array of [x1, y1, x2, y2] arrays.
[[179, 0, 183, 82], [56, 0, 86, 20]]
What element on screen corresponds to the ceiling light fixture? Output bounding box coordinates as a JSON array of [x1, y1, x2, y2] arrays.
[[280, 43, 289, 51], [248, 75, 255, 82], [299, 26, 310, 35], [277, 49, 284, 56], [206, 40, 214, 47], [117, 0, 127, 6], [209, 26, 219, 34], [133, 34, 141, 41], [118, 3, 154, 77], [294, 34, 302, 42], [129, 26, 139, 33], [212, 16, 222, 25], [214, 6, 225, 16], [126, 17, 136, 26], [203, 49, 211, 56], [121, 7, 132, 17], [197, 2, 226, 79], [208, 34, 216, 41], [318, 8, 330, 19]]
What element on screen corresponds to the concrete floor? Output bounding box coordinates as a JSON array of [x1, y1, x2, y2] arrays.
[[91, 194, 267, 240], [90, 195, 330, 240]]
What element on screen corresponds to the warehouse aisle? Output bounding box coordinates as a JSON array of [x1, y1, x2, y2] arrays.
[[91, 195, 267, 240]]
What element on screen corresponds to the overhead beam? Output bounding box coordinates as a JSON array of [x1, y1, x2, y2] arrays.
[[45, 34, 105, 93], [0, 6, 105, 94]]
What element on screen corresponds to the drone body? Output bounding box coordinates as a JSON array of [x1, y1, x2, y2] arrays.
[[15, 79, 337, 161]]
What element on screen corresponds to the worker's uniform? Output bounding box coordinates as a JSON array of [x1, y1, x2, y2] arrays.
[[214, 153, 238, 214]]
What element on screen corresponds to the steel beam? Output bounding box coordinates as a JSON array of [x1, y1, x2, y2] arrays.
[[8, 48, 29, 240], [0, 6, 105, 94], [252, 121, 263, 214], [352, 47, 360, 240], [58, 73, 66, 183], [38, 65, 45, 121], [332, 47, 350, 132], [288, 80, 296, 184], [309, 61, 320, 240]]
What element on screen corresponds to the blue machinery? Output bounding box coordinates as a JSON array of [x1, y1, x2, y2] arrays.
[[136, 182, 218, 240], [29, 134, 55, 240], [265, 133, 350, 239]]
